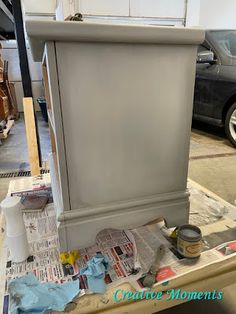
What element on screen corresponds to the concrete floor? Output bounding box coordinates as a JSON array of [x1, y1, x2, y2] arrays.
[[165, 121, 236, 314], [189, 120, 236, 206], [0, 116, 236, 313], [0, 113, 51, 174], [0, 113, 51, 202]]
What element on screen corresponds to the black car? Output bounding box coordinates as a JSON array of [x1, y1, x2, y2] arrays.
[[194, 30, 236, 147]]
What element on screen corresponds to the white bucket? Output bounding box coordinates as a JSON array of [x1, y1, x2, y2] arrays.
[[6, 233, 30, 263], [1, 196, 30, 262]]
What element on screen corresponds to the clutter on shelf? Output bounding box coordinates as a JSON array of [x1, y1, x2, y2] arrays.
[[0, 44, 18, 141]]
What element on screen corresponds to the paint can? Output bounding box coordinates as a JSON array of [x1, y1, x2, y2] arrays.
[[177, 224, 202, 258]]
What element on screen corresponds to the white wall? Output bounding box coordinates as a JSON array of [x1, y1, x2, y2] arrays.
[[199, 0, 236, 29], [80, 0, 185, 18], [56, 0, 186, 25], [22, 0, 56, 15], [75, 0, 236, 29], [129, 0, 185, 18], [7, 0, 236, 112], [1, 41, 43, 112], [56, 0, 79, 21], [78, 0, 186, 18], [4, 0, 57, 112], [22, 0, 236, 28], [186, 0, 200, 27], [79, 0, 129, 16]]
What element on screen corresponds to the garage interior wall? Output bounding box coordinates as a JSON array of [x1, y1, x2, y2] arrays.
[[0, 0, 56, 112], [185, 0, 200, 27], [199, 0, 236, 29], [74, 0, 187, 25], [0, 41, 43, 112], [2, 0, 236, 111], [22, 0, 56, 16], [78, 0, 186, 17]]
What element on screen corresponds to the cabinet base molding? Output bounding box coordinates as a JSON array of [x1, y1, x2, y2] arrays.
[[58, 190, 189, 251]]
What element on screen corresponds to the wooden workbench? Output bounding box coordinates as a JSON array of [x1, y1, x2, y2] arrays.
[[0, 179, 236, 314]]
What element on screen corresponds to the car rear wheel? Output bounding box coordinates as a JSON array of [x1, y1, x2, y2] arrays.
[[225, 102, 236, 147]]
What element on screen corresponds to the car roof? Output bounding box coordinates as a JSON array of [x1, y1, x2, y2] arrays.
[[206, 29, 236, 32]]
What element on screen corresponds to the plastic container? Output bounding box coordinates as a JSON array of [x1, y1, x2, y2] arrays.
[[1, 196, 30, 262], [6, 233, 30, 263], [37, 97, 48, 123]]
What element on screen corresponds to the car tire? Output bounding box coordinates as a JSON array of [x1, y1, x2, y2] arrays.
[[225, 102, 236, 147]]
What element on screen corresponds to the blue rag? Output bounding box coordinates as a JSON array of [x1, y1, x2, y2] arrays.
[[80, 254, 110, 293], [8, 273, 80, 314]]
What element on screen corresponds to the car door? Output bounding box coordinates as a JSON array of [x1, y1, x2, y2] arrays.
[[194, 42, 220, 119]]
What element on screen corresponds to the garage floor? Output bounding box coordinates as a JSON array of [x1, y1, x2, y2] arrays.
[[0, 115, 235, 313], [189, 120, 236, 206], [0, 113, 51, 202], [166, 120, 236, 314]]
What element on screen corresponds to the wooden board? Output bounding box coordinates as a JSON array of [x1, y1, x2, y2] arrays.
[[23, 97, 40, 176], [9, 83, 20, 119]]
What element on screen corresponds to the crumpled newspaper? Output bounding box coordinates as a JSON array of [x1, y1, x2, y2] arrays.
[[189, 188, 229, 226], [9, 273, 80, 314]]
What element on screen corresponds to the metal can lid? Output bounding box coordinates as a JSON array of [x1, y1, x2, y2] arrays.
[[178, 224, 202, 242]]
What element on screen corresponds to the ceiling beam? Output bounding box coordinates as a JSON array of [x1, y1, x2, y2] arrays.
[[0, 34, 6, 40], [0, 0, 14, 22]]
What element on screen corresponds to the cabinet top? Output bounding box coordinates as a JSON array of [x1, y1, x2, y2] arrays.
[[25, 20, 205, 61]]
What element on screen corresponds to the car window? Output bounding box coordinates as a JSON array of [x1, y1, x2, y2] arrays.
[[198, 42, 211, 53], [210, 31, 236, 57]]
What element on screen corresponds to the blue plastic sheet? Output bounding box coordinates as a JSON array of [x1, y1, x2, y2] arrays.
[[80, 254, 110, 293], [9, 273, 80, 314]]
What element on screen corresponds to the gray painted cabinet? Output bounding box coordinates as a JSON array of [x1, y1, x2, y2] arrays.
[[26, 20, 204, 251]]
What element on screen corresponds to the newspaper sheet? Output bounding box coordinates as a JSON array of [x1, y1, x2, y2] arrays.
[[133, 239, 236, 290], [71, 228, 142, 290], [2, 176, 236, 313], [130, 224, 177, 274], [8, 174, 51, 196], [4, 199, 236, 292]]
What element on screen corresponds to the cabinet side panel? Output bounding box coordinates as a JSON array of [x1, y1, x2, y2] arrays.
[[44, 42, 71, 212], [55, 42, 196, 209]]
